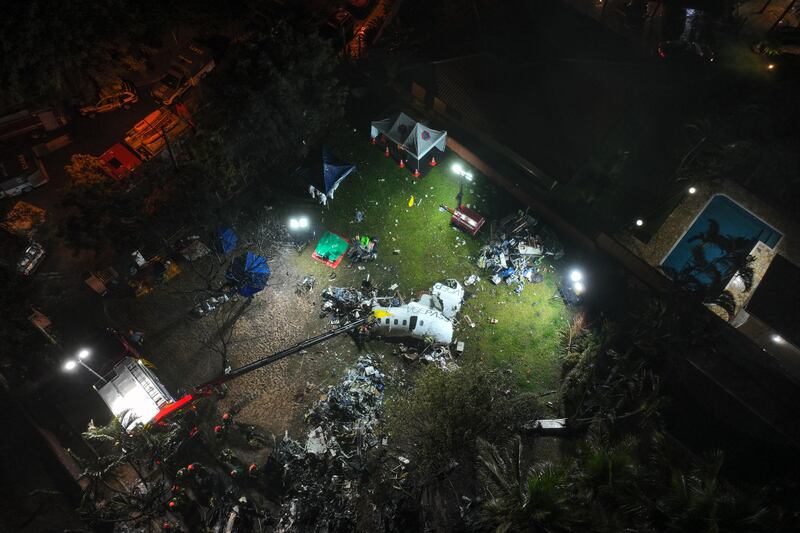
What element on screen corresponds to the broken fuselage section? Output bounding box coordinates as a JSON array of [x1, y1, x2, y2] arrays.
[[371, 280, 464, 345]]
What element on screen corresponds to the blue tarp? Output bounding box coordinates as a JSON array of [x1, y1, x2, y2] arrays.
[[321, 146, 355, 197], [226, 252, 270, 297], [219, 228, 238, 255]]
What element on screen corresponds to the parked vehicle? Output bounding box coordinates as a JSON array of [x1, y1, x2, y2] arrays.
[[657, 41, 715, 63], [151, 42, 215, 105], [122, 106, 190, 161], [79, 80, 138, 117], [17, 241, 46, 276], [99, 142, 143, 180], [0, 108, 68, 142], [0, 150, 49, 198]]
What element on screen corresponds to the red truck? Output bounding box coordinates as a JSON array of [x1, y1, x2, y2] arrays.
[[98, 106, 191, 180]]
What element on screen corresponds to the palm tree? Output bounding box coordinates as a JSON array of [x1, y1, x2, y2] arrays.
[[706, 289, 737, 320], [655, 451, 776, 532], [675, 217, 759, 320], [475, 436, 582, 532]]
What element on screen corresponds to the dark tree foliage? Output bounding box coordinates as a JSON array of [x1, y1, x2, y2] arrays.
[[387, 362, 540, 478], [0, 269, 37, 357], [60, 154, 144, 251], [475, 428, 779, 533], [208, 25, 348, 180], [0, 0, 246, 108]]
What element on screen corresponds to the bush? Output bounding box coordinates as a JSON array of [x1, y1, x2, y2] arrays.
[[386, 362, 540, 475]]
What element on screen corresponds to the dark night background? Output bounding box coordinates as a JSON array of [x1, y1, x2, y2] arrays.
[[2, 0, 800, 531]]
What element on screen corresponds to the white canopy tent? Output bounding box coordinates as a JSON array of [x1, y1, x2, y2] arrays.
[[370, 113, 447, 168]]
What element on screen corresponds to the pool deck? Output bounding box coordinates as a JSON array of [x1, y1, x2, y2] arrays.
[[616, 179, 800, 381], [617, 179, 800, 272]]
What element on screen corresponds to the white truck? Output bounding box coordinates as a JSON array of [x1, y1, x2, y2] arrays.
[[151, 42, 215, 105]]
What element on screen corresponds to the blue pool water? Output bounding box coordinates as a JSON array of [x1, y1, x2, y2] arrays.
[[661, 195, 782, 288]]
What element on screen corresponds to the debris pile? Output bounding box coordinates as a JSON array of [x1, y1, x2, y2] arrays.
[[273, 357, 387, 532], [421, 345, 459, 371], [321, 286, 373, 323], [393, 343, 459, 370], [348, 234, 378, 262], [476, 210, 563, 294], [296, 275, 316, 294], [304, 356, 385, 456], [191, 289, 237, 318]]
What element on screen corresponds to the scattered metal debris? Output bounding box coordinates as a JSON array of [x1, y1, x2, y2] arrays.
[[296, 275, 316, 294], [476, 210, 562, 295], [274, 357, 387, 531], [191, 289, 237, 318], [348, 234, 378, 263]]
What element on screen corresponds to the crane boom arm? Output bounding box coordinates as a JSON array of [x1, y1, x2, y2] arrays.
[[153, 317, 368, 423]]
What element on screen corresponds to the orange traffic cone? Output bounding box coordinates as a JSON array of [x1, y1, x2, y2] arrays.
[[399, 159, 405, 169], [370, 137, 376, 145], [429, 156, 437, 167], [384, 146, 390, 157], [413, 167, 421, 178]]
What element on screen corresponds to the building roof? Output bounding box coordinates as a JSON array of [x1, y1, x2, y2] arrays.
[[746, 255, 800, 348]]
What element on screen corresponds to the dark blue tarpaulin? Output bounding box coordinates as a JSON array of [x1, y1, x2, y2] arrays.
[[321, 145, 355, 197], [226, 252, 270, 297], [219, 228, 238, 255]]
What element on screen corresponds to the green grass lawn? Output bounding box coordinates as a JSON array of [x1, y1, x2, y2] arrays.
[[289, 128, 570, 392]]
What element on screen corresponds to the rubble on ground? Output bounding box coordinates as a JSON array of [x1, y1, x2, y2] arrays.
[[273, 356, 388, 532], [321, 286, 374, 323], [476, 210, 563, 295], [391, 343, 460, 370], [348, 234, 378, 262], [420, 345, 459, 371], [296, 275, 316, 294]]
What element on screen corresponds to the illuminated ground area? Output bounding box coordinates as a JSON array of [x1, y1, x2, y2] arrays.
[[295, 127, 571, 391], [107, 126, 570, 436]]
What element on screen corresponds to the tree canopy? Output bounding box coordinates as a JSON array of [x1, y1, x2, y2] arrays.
[[205, 26, 348, 180], [0, 0, 246, 108]]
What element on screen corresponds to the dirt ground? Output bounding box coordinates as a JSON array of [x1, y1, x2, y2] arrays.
[[105, 224, 405, 439]]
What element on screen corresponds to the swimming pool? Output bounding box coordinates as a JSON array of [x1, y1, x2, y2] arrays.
[[661, 195, 782, 288]]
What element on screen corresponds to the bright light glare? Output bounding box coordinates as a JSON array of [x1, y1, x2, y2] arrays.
[[570, 269, 583, 283], [78, 349, 90, 359], [771, 334, 785, 344], [767, 63, 775, 70], [298, 217, 309, 229], [688, 186, 697, 194], [289, 218, 300, 230], [452, 163, 473, 181], [635, 219, 644, 227], [573, 281, 586, 295], [63, 360, 78, 371]]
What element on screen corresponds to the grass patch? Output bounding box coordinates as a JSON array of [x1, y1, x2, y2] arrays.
[[289, 128, 570, 392]]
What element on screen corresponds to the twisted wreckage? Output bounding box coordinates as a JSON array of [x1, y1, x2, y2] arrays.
[[322, 279, 465, 344]]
